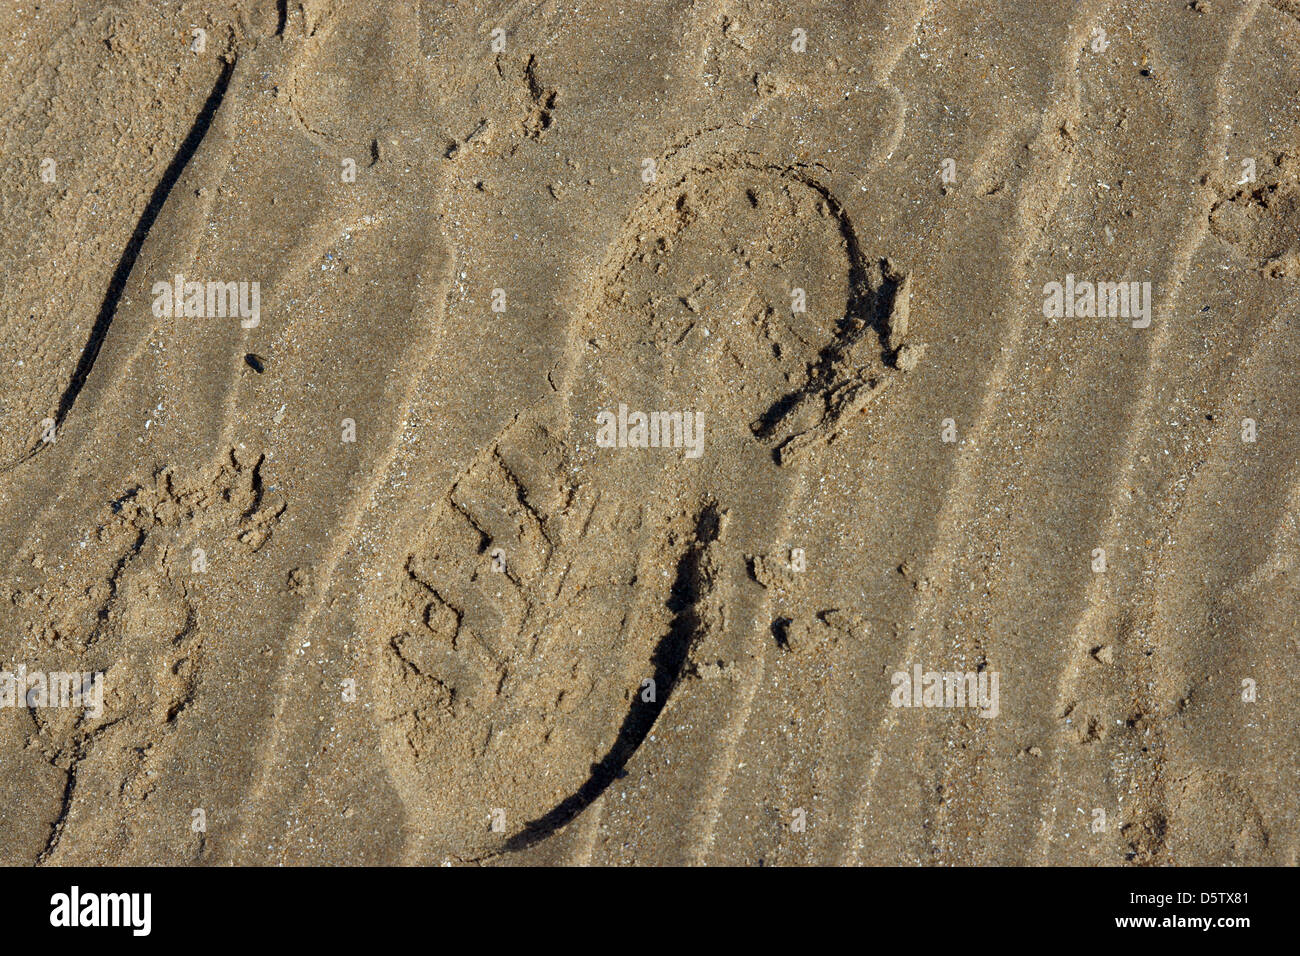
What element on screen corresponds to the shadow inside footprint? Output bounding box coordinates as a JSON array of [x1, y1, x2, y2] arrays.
[[503, 501, 724, 852]]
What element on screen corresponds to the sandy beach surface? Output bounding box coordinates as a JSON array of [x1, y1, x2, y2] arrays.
[[1, 0, 1297, 865]]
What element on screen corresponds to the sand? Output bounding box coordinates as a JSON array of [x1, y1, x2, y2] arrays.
[[1, 0, 1297, 866]]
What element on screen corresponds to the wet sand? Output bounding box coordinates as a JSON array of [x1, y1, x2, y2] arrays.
[[1, 0, 1297, 865]]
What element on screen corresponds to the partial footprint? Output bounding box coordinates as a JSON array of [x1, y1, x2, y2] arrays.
[[7, 448, 283, 863], [1209, 150, 1300, 277]]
